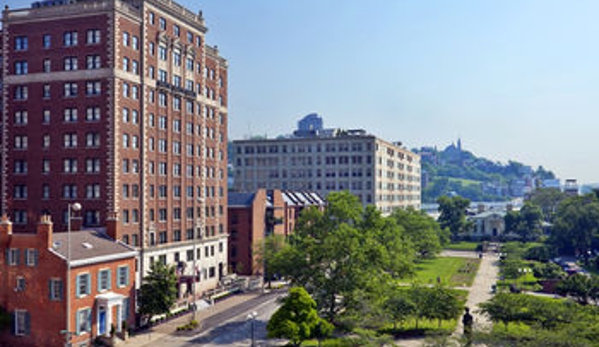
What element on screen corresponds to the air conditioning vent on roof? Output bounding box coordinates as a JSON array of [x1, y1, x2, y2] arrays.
[[82, 242, 93, 249]]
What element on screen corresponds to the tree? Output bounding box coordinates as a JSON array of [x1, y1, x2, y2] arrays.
[[549, 194, 599, 255], [385, 289, 416, 329], [437, 196, 472, 241], [479, 293, 530, 330], [393, 208, 449, 259], [274, 192, 416, 323], [504, 203, 544, 241], [138, 261, 178, 323], [528, 188, 568, 222], [253, 234, 287, 287], [267, 287, 332, 347], [423, 286, 463, 328], [555, 274, 596, 305]]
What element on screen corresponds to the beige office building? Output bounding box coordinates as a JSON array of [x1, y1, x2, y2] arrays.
[[232, 129, 421, 213]]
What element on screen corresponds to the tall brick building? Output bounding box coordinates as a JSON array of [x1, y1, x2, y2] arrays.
[[1, 0, 228, 297]]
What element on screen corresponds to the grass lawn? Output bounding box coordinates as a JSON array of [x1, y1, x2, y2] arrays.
[[444, 241, 480, 251], [412, 257, 480, 287]]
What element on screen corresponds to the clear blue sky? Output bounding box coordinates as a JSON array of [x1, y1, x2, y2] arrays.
[[6, 0, 599, 183]]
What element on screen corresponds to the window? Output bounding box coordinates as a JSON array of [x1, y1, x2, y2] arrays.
[[14, 160, 27, 174], [86, 107, 100, 121], [123, 31, 130, 46], [14, 185, 27, 199], [132, 36, 139, 50], [87, 29, 100, 44], [86, 184, 100, 199], [76, 308, 91, 335], [86, 81, 101, 96], [42, 184, 50, 199], [43, 34, 51, 48], [159, 231, 167, 244], [62, 184, 77, 198], [122, 57, 129, 71], [63, 133, 77, 148], [122, 134, 129, 148], [117, 266, 129, 287], [43, 84, 51, 98], [173, 50, 181, 66], [63, 82, 78, 97], [86, 158, 101, 173], [86, 55, 101, 69], [14, 135, 28, 150], [159, 45, 167, 61], [42, 160, 50, 174], [14, 61, 28, 75], [149, 11, 155, 24], [14, 211, 27, 224], [7, 248, 20, 265], [123, 83, 130, 97], [173, 24, 180, 37], [63, 31, 78, 46], [98, 269, 111, 292], [63, 57, 78, 71], [14, 86, 28, 100], [158, 69, 167, 82], [132, 60, 139, 74], [86, 132, 100, 147], [49, 279, 63, 301], [14, 111, 27, 125], [15, 36, 28, 51], [63, 108, 77, 122], [187, 31, 193, 43], [58, 161, 74, 183], [76, 273, 91, 297], [17, 279, 28, 294], [159, 17, 166, 30], [14, 310, 30, 336], [43, 59, 51, 72], [159, 92, 167, 107]]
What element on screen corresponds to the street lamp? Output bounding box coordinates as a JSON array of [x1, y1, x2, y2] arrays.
[[192, 197, 203, 321], [247, 311, 258, 347], [66, 202, 81, 347]]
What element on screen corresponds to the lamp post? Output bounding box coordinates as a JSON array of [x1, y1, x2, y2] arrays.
[[66, 202, 81, 347], [192, 196, 204, 321], [247, 311, 258, 347]]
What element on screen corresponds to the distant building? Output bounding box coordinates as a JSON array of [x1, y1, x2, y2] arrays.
[[294, 113, 324, 137], [232, 128, 421, 213], [563, 179, 579, 196], [470, 210, 506, 240], [227, 190, 325, 276], [0, 215, 136, 347]]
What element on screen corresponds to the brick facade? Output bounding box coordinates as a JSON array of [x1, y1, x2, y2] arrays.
[[0, 215, 136, 347]]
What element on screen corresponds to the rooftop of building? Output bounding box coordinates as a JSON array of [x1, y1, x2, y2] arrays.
[[281, 190, 326, 206], [51, 229, 136, 265], [228, 192, 257, 207]]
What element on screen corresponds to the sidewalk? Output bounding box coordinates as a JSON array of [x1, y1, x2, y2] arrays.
[[122, 292, 263, 347]]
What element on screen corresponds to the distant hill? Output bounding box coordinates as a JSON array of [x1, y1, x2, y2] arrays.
[[413, 140, 556, 203]]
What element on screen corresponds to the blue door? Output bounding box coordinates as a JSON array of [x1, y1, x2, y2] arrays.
[[99, 310, 106, 335]]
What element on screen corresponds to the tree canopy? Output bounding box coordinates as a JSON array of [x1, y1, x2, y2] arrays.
[[504, 202, 544, 241], [549, 194, 599, 255], [267, 287, 332, 347], [138, 261, 178, 322], [392, 207, 449, 259], [272, 191, 415, 323], [437, 196, 472, 240]]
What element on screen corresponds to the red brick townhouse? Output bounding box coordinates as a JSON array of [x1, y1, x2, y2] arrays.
[[0, 215, 136, 347]]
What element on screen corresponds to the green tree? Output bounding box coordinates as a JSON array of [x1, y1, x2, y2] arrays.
[[393, 207, 448, 259], [253, 234, 287, 287], [556, 274, 596, 305], [550, 194, 599, 255], [138, 261, 178, 322], [505, 203, 544, 242], [437, 196, 472, 241], [275, 192, 415, 322], [267, 287, 332, 347], [385, 289, 416, 329], [529, 188, 568, 222], [479, 293, 530, 330]]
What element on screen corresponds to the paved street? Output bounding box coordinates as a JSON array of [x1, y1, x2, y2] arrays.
[[124, 290, 283, 347]]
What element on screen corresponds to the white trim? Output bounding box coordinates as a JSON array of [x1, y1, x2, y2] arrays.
[[70, 251, 137, 267]]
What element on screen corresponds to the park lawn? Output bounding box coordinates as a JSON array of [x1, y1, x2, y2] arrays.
[[444, 241, 480, 251], [412, 257, 480, 287]]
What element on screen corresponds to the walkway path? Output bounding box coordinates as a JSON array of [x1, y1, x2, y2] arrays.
[[396, 250, 500, 347]]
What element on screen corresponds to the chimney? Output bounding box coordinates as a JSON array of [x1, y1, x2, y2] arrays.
[[0, 214, 13, 248], [37, 215, 53, 249], [106, 211, 119, 240]]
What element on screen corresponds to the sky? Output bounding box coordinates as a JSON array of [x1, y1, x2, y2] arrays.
[[5, 0, 599, 183]]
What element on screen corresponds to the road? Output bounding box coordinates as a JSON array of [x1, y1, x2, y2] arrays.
[[150, 291, 283, 347]]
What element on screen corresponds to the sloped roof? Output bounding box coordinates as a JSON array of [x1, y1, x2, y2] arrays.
[[51, 230, 136, 266], [228, 192, 256, 207]]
